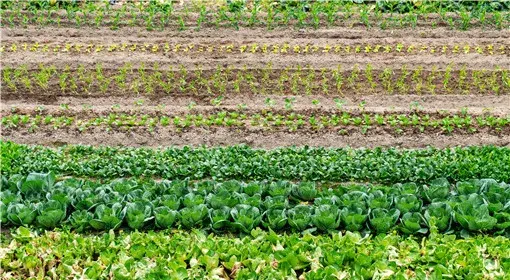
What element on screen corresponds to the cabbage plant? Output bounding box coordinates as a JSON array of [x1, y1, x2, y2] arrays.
[[262, 208, 287, 230], [454, 202, 497, 231], [89, 203, 126, 230], [154, 206, 178, 229], [231, 204, 261, 233], [399, 212, 428, 235], [125, 201, 153, 230], [179, 204, 208, 229], [369, 208, 400, 234], [7, 203, 38, 226], [424, 202, 452, 232], [36, 200, 67, 229], [340, 203, 369, 232], [312, 204, 341, 231], [287, 205, 312, 232]]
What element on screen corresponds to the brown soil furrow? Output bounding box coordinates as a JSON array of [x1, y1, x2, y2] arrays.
[[2, 128, 509, 149], [4, 95, 510, 114], [3, 52, 508, 70], [3, 27, 509, 42]]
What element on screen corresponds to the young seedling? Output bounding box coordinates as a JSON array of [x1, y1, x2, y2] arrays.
[[334, 98, 346, 110], [284, 97, 296, 110]]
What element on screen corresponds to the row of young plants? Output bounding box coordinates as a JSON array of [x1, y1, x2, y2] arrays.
[[3, 64, 509, 96], [2, 172, 509, 235], [2, 141, 510, 183], [2, 110, 509, 134], [3, 227, 509, 279], [3, 41, 508, 56], [2, 0, 509, 30]]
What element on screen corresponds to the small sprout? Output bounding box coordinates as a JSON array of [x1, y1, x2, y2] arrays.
[[60, 103, 70, 111], [187, 101, 196, 110], [334, 98, 346, 109], [264, 98, 275, 107], [135, 99, 144, 106], [211, 96, 224, 106], [312, 99, 320, 106], [237, 103, 247, 110], [36, 105, 45, 113]]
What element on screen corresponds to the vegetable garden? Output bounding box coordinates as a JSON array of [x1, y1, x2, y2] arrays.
[[1, 0, 509, 279]]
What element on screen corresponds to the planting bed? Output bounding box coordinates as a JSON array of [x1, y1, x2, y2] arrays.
[[1, 0, 509, 279]]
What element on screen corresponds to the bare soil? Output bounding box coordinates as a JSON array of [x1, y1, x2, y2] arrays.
[[3, 128, 509, 149], [1, 24, 509, 148]]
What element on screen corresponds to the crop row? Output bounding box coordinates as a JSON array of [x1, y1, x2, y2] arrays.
[[2, 111, 509, 134], [3, 64, 509, 96], [2, 141, 509, 183], [3, 228, 509, 279], [2, 0, 509, 30], [3, 172, 509, 235], [3, 42, 509, 56]]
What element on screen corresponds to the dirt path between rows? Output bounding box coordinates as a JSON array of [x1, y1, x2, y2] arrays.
[[3, 128, 508, 149], [4, 95, 510, 115]]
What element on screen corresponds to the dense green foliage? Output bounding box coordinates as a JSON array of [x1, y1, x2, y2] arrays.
[[2, 141, 509, 183], [2, 173, 509, 235], [2, 227, 509, 279]]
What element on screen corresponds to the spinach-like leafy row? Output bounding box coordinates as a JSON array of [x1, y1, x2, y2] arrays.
[[2, 141, 509, 183], [2, 227, 509, 279], [2, 172, 509, 235]]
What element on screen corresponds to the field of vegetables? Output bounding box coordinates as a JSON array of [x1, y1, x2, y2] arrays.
[[1, 0, 510, 279]]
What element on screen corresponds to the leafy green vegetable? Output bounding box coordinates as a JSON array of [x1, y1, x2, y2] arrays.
[[7, 203, 37, 226], [454, 202, 497, 231], [422, 178, 450, 202], [262, 208, 287, 230], [369, 208, 400, 234], [89, 203, 126, 230], [36, 200, 66, 229], [209, 206, 231, 231], [243, 181, 266, 196], [263, 195, 289, 210], [67, 210, 93, 232], [291, 182, 317, 201], [268, 181, 292, 197], [287, 205, 312, 232], [231, 204, 261, 233], [367, 190, 393, 209], [182, 193, 205, 208], [395, 194, 423, 213], [423, 202, 452, 232], [312, 204, 341, 231], [154, 206, 178, 229], [179, 204, 208, 229], [125, 202, 153, 230], [399, 212, 428, 235], [340, 203, 369, 232]]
